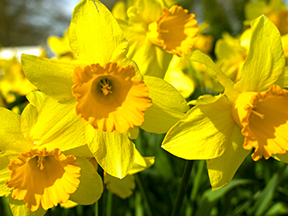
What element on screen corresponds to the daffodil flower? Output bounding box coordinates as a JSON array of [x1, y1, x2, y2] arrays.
[[113, 0, 199, 78], [21, 0, 188, 178], [0, 91, 103, 215], [162, 15, 288, 190]]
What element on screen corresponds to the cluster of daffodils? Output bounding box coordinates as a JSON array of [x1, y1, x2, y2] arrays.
[[1, 0, 288, 215]]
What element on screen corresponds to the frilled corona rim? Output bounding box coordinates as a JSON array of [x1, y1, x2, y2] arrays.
[[147, 5, 199, 56], [72, 62, 152, 133], [5, 148, 80, 211], [232, 85, 288, 161]]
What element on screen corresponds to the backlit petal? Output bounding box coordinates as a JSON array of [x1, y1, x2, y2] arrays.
[[140, 75, 189, 134], [86, 127, 135, 178], [162, 95, 235, 160], [0, 108, 32, 152], [21, 54, 79, 101], [69, 157, 103, 205], [69, 0, 126, 65], [235, 15, 285, 92], [207, 126, 249, 190]]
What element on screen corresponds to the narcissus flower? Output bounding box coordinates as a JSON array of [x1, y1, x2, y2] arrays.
[[162, 15, 288, 190], [112, 0, 199, 77], [22, 0, 188, 178], [0, 91, 103, 215]]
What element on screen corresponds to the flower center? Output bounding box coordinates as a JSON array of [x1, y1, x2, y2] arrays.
[[36, 156, 46, 171], [72, 62, 152, 133], [99, 78, 112, 96], [231, 85, 288, 161], [146, 5, 199, 56], [5, 148, 80, 211]]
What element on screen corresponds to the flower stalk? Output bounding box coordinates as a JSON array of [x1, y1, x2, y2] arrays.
[[171, 160, 194, 216]]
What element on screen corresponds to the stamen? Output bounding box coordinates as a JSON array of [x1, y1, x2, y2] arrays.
[[36, 156, 46, 171], [99, 78, 112, 96]]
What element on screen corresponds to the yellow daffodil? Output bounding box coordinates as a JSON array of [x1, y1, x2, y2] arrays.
[[112, 0, 199, 78], [0, 91, 103, 215], [21, 0, 188, 178], [162, 15, 288, 190]]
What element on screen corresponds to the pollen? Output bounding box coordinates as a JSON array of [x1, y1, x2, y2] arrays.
[[231, 85, 288, 161], [146, 5, 199, 56], [72, 62, 152, 133], [99, 78, 112, 96], [5, 148, 80, 211]]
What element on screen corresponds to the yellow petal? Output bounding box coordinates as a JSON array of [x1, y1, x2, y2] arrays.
[[8, 196, 46, 216], [235, 15, 285, 92], [69, 157, 103, 205], [104, 174, 135, 199], [86, 127, 135, 179], [6, 148, 80, 211], [27, 93, 86, 152], [188, 50, 238, 102], [275, 67, 288, 88], [128, 148, 155, 175], [140, 75, 189, 134], [72, 63, 152, 134], [231, 85, 288, 161], [69, 0, 126, 65], [0, 152, 13, 196], [21, 54, 78, 101], [207, 125, 249, 190], [162, 95, 235, 159], [0, 108, 32, 152]]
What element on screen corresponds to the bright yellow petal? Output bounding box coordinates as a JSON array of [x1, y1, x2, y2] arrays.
[[188, 50, 238, 102], [21, 54, 79, 101], [104, 174, 135, 199], [127, 36, 172, 78], [128, 148, 155, 175], [162, 95, 235, 160], [60, 200, 78, 209], [111, 1, 127, 20], [207, 125, 249, 190], [0, 108, 32, 152], [27, 92, 86, 152], [0, 152, 13, 196], [86, 127, 135, 178], [8, 196, 46, 216], [235, 15, 285, 92], [69, 157, 103, 205], [69, 0, 126, 65], [275, 67, 288, 88], [140, 75, 189, 134]]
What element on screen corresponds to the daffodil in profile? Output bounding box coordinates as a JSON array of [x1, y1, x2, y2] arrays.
[[162, 15, 288, 190], [0, 91, 103, 215], [112, 0, 199, 77], [22, 0, 188, 179]]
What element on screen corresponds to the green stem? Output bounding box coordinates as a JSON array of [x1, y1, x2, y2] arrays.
[[96, 166, 104, 216], [171, 160, 194, 216], [135, 173, 153, 216], [106, 191, 113, 216]]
